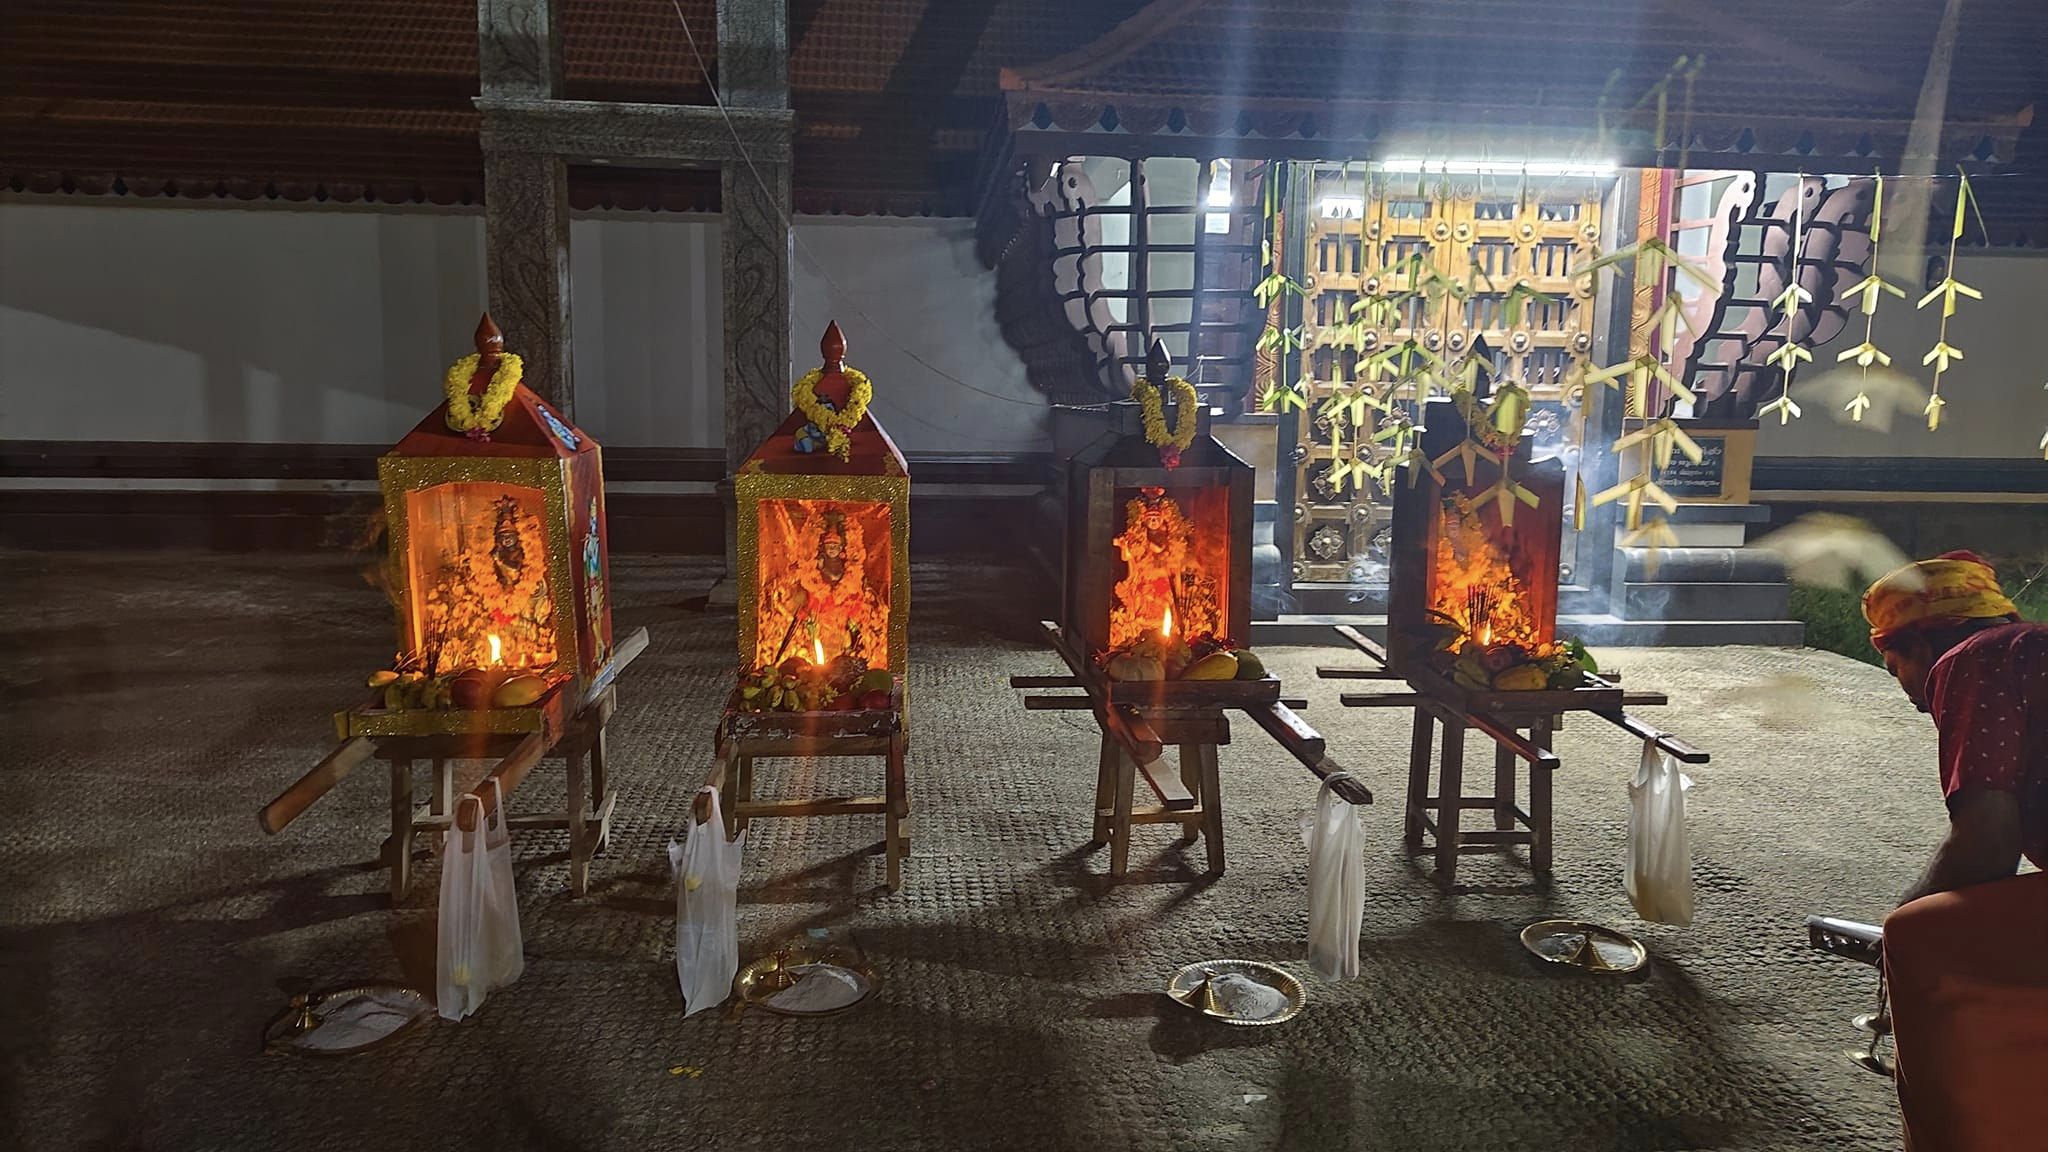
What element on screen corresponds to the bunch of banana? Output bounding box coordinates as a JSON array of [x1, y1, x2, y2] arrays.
[[366, 668, 455, 711], [738, 665, 829, 713]]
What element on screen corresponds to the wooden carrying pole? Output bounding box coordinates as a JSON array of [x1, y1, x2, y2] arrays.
[[457, 731, 547, 832], [259, 737, 377, 834], [1249, 702, 1374, 806]]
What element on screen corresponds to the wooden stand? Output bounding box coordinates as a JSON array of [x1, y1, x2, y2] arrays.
[[1327, 625, 1703, 888], [1021, 621, 1369, 881], [260, 628, 647, 901], [699, 690, 909, 891]]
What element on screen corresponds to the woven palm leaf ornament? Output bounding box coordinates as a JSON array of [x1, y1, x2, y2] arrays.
[[1757, 176, 1813, 426], [1917, 169, 1984, 431], [1837, 172, 1906, 422]]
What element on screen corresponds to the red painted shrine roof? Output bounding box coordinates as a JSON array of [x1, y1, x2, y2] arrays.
[[390, 318, 599, 460], [743, 324, 906, 478], [392, 384, 601, 461], [4, 0, 2046, 236]]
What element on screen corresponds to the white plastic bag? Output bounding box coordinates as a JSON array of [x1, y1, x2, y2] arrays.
[[670, 786, 744, 1017], [1299, 774, 1367, 980], [1625, 742, 1695, 926], [437, 779, 525, 1021]]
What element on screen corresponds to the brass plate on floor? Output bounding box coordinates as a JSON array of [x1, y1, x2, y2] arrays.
[[733, 944, 879, 1017], [262, 985, 434, 1057], [1519, 920, 1648, 974], [1166, 960, 1305, 1026]]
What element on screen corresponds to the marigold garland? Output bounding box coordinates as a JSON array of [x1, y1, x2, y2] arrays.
[[443, 353, 524, 435], [1132, 375, 1200, 467], [792, 365, 873, 461]]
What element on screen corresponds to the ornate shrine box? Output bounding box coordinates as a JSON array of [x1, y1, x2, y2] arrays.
[[1063, 378, 1254, 663], [735, 325, 910, 690], [1387, 396, 1564, 676], [351, 316, 612, 736]]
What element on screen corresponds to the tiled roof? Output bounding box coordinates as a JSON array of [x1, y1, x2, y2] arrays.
[[1, 0, 1151, 215], [4, 0, 2045, 229]]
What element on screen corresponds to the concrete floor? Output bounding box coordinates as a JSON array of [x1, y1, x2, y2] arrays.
[[0, 551, 1939, 1151]]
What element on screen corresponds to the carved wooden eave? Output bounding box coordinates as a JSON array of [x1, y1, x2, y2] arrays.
[[972, 0, 2032, 226]]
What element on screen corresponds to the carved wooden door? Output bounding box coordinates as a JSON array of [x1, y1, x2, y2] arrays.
[[1292, 167, 1606, 587]]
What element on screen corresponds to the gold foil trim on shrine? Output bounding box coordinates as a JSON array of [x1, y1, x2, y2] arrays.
[[377, 454, 580, 693], [734, 471, 910, 680]]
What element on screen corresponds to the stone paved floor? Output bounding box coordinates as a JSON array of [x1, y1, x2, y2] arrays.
[[0, 551, 1939, 1151]]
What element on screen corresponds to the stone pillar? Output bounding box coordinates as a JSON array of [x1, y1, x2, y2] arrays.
[[478, 0, 562, 99], [720, 161, 793, 472], [715, 0, 793, 599], [477, 0, 574, 415], [484, 150, 575, 414]]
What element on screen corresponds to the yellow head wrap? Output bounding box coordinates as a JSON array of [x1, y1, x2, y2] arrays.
[[1862, 550, 2018, 647]]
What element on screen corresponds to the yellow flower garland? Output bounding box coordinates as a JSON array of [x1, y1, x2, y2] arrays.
[[792, 365, 874, 461], [443, 353, 525, 434], [1131, 375, 1201, 454]]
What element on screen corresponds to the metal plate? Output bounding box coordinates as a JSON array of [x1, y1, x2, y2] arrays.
[[1166, 960, 1305, 1026], [733, 944, 880, 1018], [262, 985, 434, 1057], [1519, 920, 1648, 974]]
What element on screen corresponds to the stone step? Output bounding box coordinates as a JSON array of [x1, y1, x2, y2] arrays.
[[1618, 546, 1786, 584], [1619, 581, 1790, 621]]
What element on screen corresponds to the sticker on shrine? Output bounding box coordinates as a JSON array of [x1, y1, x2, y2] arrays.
[[539, 405, 581, 449]]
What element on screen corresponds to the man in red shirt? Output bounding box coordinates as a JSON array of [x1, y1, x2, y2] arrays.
[[1864, 551, 2047, 1151]]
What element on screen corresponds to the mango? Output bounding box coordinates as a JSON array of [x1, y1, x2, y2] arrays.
[[1184, 651, 1239, 681], [1230, 649, 1267, 680], [857, 669, 894, 697], [493, 673, 549, 708], [1491, 664, 1550, 692], [367, 669, 401, 689]]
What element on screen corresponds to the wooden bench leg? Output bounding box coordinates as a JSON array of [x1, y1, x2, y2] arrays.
[[1530, 719, 1555, 876], [1091, 736, 1116, 846], [1177, 744, 1203, 844], [731, 755, 754, 837], [589, 726, 611, 855], [1109, 746, 1136, 879], [1494, 739, 1517, 832], [1197, 744, 1225, 876], [430, 757, 452, 821], [388, 758, 414, 904], [885, 733, 906, 890], [566, 745, 590, 896], [1435, 720, 1464, 886], [1405, 707, 1433, 849], [717, 749, 740, 838]]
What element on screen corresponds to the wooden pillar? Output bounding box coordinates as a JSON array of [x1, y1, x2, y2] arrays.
[[477, 0, 575, 416]]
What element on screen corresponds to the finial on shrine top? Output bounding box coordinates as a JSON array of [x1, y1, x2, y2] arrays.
[[474, 314, 505, 361], [1145, 338, 1171, 385], [821, 322, 847, 371]]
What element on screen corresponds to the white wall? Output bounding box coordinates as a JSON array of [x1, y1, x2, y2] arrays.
[[787, 216, 1044, 453], [0, 203, 487, 444], [1757, 250, 2048, 459], [0, 201, 1045, 453]]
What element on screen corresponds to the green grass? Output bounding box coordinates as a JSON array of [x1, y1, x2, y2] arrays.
[[1790, 561, 2048, 666]]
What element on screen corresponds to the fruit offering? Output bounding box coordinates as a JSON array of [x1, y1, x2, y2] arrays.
[[1099, 631, 1269, 683], [1439, 632, 1595, 692], [738, 654, 892, 713], [363, 660, 557, 712]]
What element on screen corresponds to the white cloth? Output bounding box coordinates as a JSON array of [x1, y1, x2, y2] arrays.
[[1625, 742, 1695, 926], [671, 786, 745, 1017], [436, 780, 524, 1021], [1300, 775, 1368, 979]]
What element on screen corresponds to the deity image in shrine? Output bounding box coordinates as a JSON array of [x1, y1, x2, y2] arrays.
[[1109, 488, 1224, 648], [756, 501, 892, 669]]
